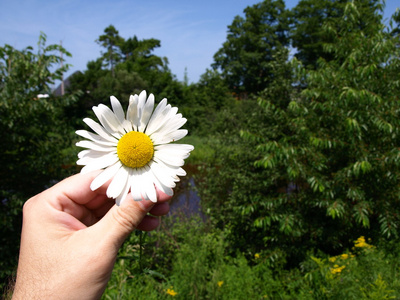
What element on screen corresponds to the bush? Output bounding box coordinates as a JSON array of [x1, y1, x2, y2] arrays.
[[301, 237, 400, 299]]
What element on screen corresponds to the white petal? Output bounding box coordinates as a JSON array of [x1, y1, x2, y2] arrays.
[[142, 165, 157, 202], [154, 150, 185, 167], [79, 152, 119, 173], [76, 130, 117, 146], [107, 166, 130, 199], [176, 167, 187, 177], [145, 105, 174, 136], [78, 149, 112, 160], [128, 168, 141, 200], [160, 114, 186, 131], [77, 150, 88, 159], [122, 120, 133, 133], [150, 161, 176, 188], [115, 176, 131, 206], [145, 99, 168, 135], [76, 140, 116, 152], [152, 129, 188, 145], [152, 157, 186, 179], [90, 162, 122, 191], [77, 149, 116, 164], [137, 90, 147, 114], [157, 106, 179, 128], [93, 105, 124, 137], [154, 117, 187, 137], [98, 104, 124, 131], [139, 93, 154, 132], [83, 118, 118, 143], [155, 144, 194, 152], [154, 144, 193, 162], [127, 94, 139, 131], [161, 107, 179, 128], [129, 94, 138, 104], [110, 96, 125, 125], [130, 169, 145, 201], [149, 116, 186, 141], [148, 162, 174, 196]]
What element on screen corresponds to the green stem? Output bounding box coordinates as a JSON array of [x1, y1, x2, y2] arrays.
[[139, 230, 147, 273]]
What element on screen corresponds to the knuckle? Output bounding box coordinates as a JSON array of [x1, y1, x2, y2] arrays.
[[112, 205, 143, 232]]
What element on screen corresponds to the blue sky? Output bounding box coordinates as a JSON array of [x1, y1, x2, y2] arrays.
[[0, 0, 398, 84]]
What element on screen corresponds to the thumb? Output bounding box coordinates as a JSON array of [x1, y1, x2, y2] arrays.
[[94, 196, 155, 249]]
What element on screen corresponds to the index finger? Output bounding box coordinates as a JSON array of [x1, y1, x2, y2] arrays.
[[53, 170, 108, 205]]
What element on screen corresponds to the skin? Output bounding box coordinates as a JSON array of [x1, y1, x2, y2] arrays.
[[12, 171, 171, 300]]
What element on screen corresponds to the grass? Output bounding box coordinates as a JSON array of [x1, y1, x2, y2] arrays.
[[179, 135, 215, 165]]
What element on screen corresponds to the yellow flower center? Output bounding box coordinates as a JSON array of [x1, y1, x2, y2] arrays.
[[117, 131, 154, 168]]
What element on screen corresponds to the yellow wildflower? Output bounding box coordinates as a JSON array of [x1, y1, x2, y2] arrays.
[[254, 253, 260, 259], [329, 256, 337, 263], [166, 286, 178, 296], [354, 236, 373, 249], [340, 254, 349, 260], [355, 236, 366, 247], [217, 281, 224, 288], [330, 265, 346, 274]]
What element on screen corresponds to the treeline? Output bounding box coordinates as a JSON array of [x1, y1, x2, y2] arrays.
[[200, 0, 400, 261], [1, 0, 400, 297]]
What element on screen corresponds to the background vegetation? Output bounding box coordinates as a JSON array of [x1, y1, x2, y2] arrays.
[[1, 0, 400, 298]]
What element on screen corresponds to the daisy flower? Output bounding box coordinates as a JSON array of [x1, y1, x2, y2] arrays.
[[76, 90, 194, 205]]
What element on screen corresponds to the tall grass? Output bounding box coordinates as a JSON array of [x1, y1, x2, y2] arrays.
[[179, 135, 215, 165]]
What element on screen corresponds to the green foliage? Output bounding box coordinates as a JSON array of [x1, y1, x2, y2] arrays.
[[195, 97, 280, 258], [391, 8, 400, 37], [103, 216, 298, 300], [120, 36, 164, 77], [96, 25, 124, 75], [301, 236, 400, 299], [180, 69, 234, 136], [290, 0, 385, 69], [296, 1, 400, 240], [289, 0, 341, 69], [168, 221, 225, 299], [103, 217, 400, 299], [198, 0, 400, 267], [213, 0, 290, 94], [0, 33, 79, 290], [262, 0, 400, 249], [0, 32, 79, 194]]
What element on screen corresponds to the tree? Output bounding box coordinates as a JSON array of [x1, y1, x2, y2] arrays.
[[96, 25, 124, 76], [200, 0, 400, 265], [290, 0, 385, 69], [250, 0, 399, 257], [199, 50, 305, 264], [118, 36, 172, 97], [120, 36, 163, 72], [212, 0, 290, 95], [0, 33, 78, 290], [390, 8, 400, 38], [180, 69, 234, 136], [71, 26, 179, 111]]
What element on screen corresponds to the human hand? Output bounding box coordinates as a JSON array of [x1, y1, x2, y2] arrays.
[[12, 171, 170, 300]]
